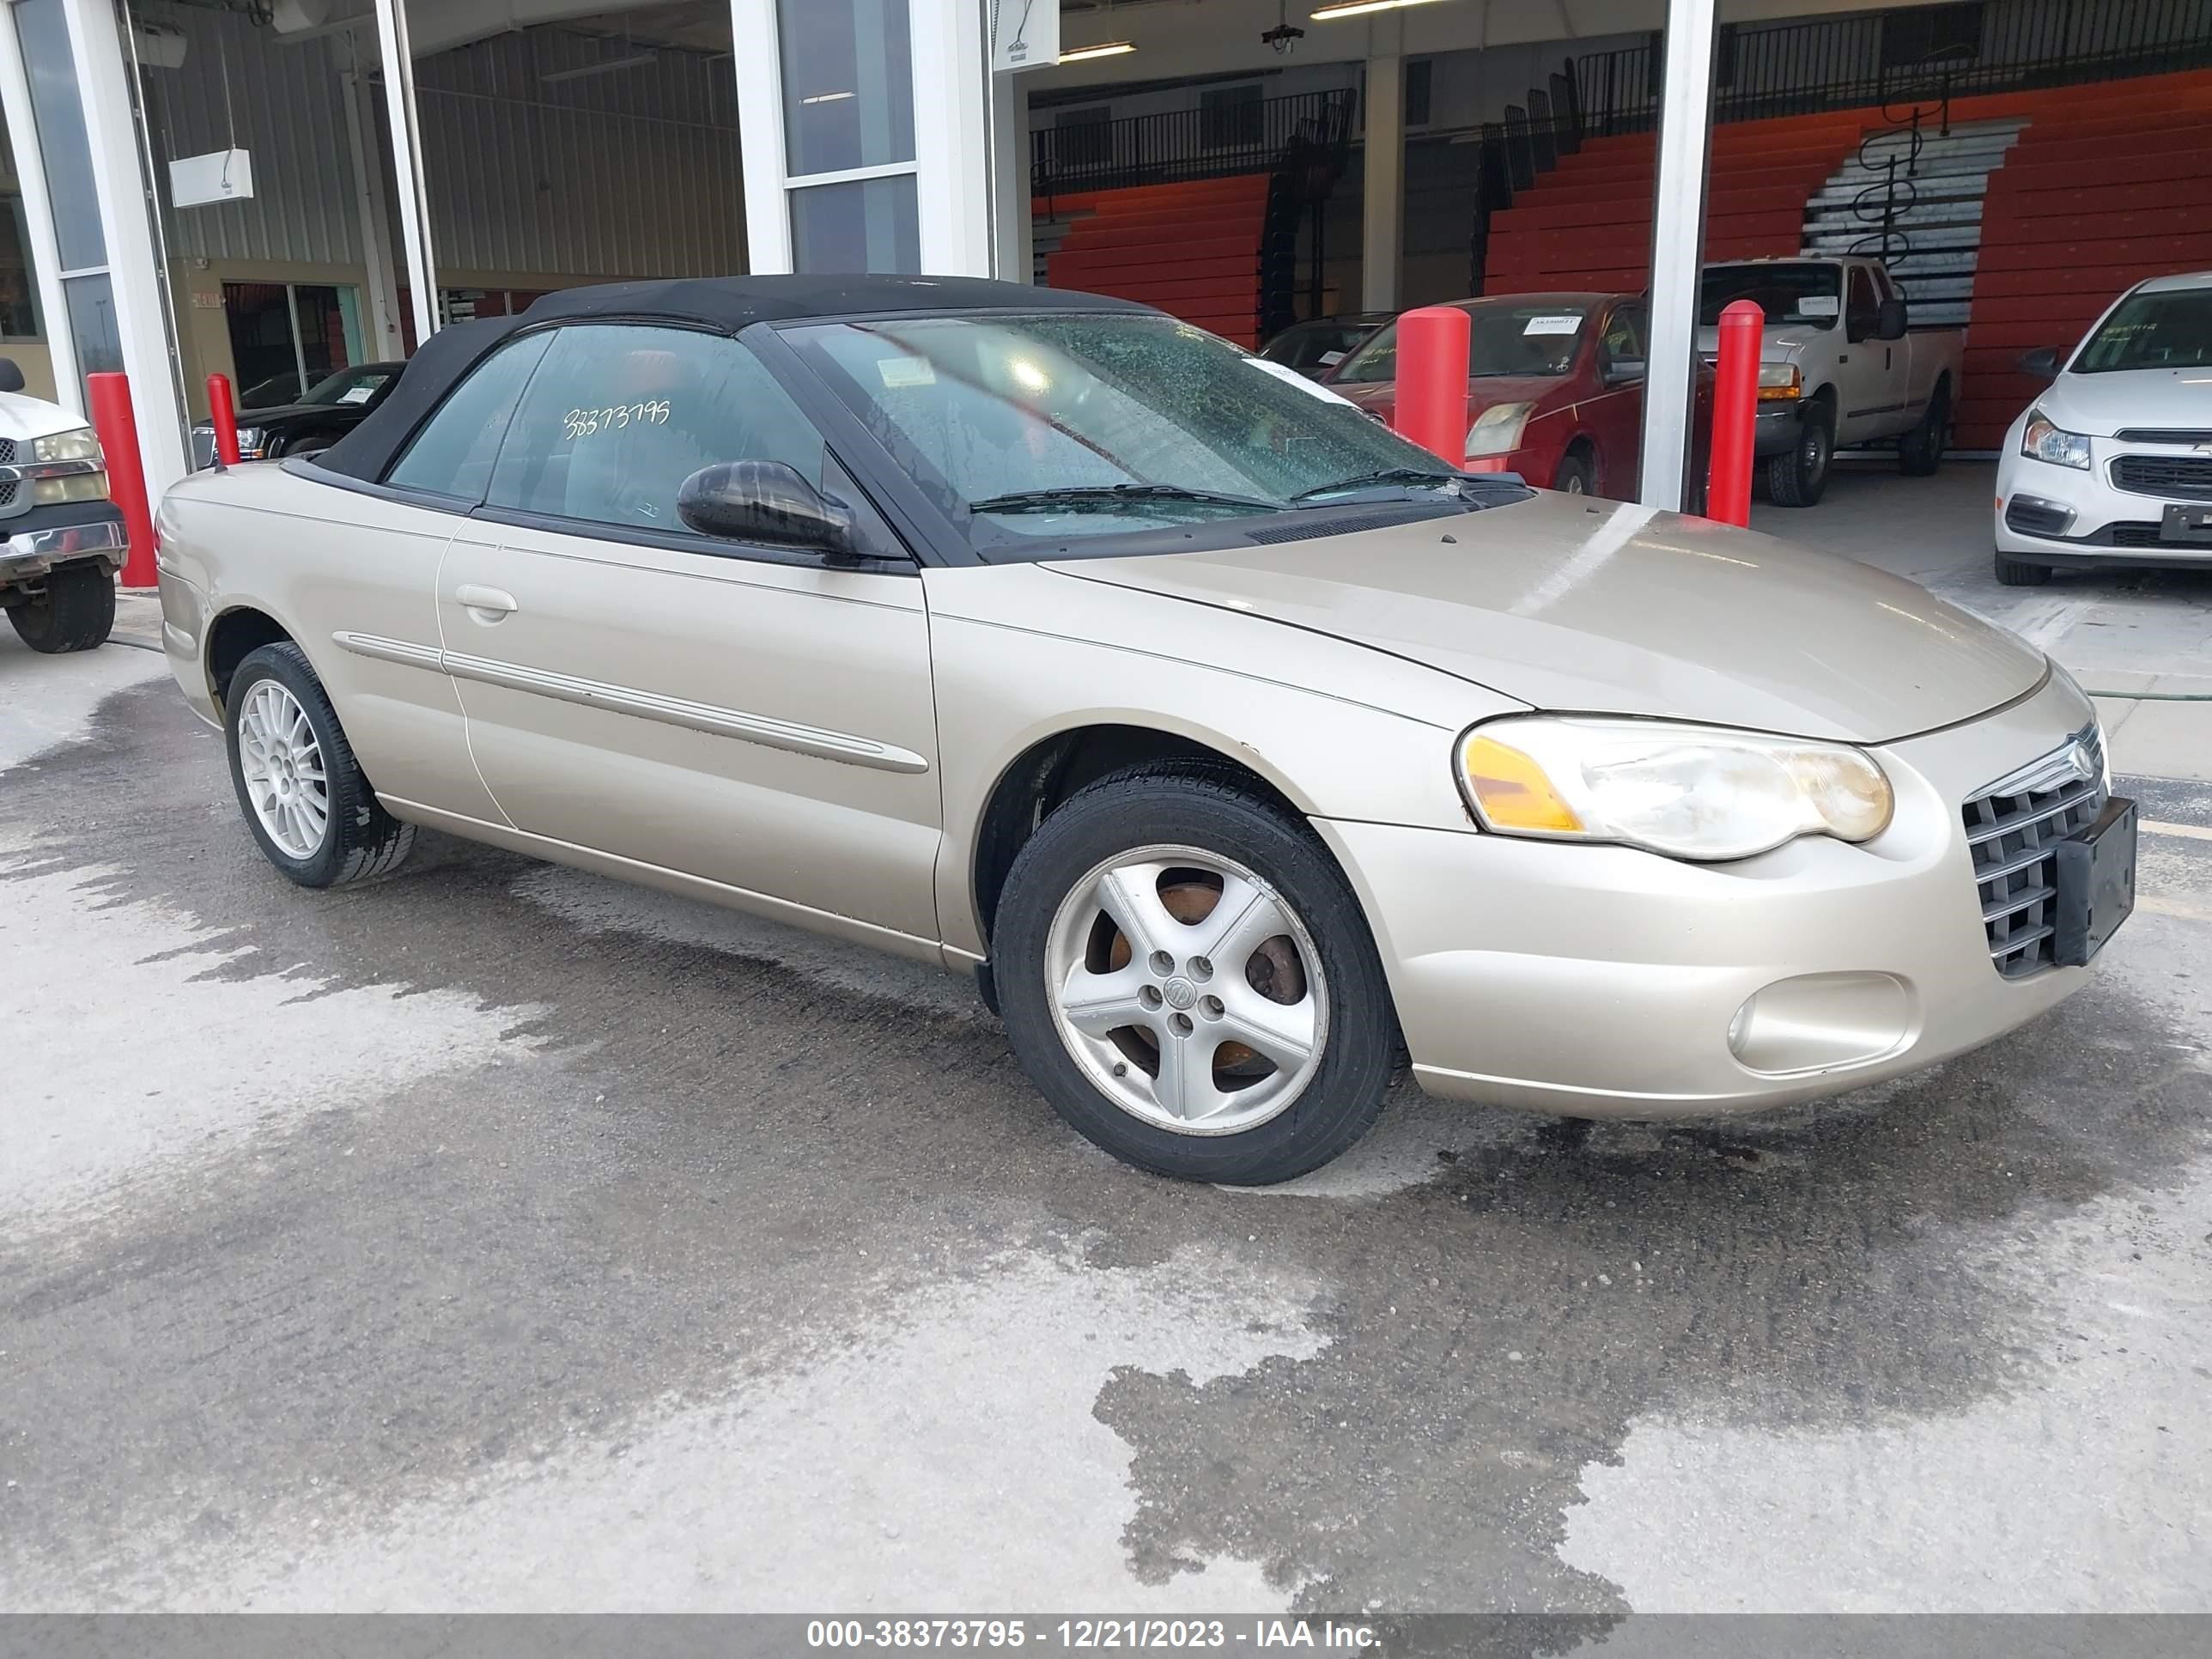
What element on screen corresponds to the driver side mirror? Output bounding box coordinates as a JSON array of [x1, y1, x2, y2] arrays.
[[678, 460, 860, 559], [1603, 357, 1646, 387], [1876, 296, 1908, 340], [2019, 346, 2063, 380], [0, 358, 23, 395]]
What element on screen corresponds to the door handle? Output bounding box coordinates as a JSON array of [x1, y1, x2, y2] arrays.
[[456, 584, 518, 623]]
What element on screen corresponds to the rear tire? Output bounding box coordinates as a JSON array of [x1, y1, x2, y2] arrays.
[[1765, 404, 1832, 507], [7, 562, 115, 653], [994, 765, 1397, 1185], [225, 641, 416, 888], [1898, 385, 1948, 477], [1994, 549, 2054, 587]]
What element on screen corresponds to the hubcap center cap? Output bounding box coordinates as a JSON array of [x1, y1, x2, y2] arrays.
[[1163, 976, 1198, 1012]]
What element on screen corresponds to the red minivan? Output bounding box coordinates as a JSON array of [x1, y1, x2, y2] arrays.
[[1324, 292, 1709, 500]]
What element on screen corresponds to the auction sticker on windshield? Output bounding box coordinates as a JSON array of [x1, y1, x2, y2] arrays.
[[1523, 315, 1582, 335], [1243, 356, 1361, 406]]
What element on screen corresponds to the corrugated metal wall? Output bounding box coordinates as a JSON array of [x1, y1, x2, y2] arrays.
[[414, 30, 745, 278], [142, 6, 744, 280]]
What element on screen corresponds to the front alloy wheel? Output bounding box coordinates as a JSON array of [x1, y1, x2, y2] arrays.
[[1044, 846, 1329, 1136], [994, 765, 1398, 1184], [237, 679, 331, 859]]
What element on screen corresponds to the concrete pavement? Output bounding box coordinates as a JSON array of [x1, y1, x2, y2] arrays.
[[3, 551, 2209, 1630]]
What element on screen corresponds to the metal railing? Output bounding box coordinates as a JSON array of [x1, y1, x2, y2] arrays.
[[1031, 88, 1358, 202], [1577, 0, 2212, 137]]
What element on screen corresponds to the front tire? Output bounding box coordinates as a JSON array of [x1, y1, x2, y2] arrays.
[[225, 641, 416, 888], [7, 562, 115, 653], [1994, 549, 2054, 586], [994, 766, 1397, 1184], [1553, 451, 1595, 496], [1765, 404, 1832, 507]]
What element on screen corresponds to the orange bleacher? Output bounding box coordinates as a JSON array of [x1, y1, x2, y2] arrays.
[[1034, 175, 1275, 349]]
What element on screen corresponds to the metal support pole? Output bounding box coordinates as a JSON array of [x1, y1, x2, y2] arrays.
[[372, 0, 439, 345], [1637, 0, 1718, 512]]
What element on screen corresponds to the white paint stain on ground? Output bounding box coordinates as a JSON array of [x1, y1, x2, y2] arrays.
[[76, 1247, 1327, 1613], [0, 850, 546, 1243]]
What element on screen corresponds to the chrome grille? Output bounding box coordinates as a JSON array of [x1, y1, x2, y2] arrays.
[[190, 426, 216, 471], [0, 438, 15, 465], [1962, 724, 2106, 980], [0, 480, 15, 508]]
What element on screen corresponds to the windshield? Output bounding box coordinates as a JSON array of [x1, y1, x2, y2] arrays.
[[301, 365, 398, 407], [786, 313, 1476, 545], [1330, 301, 1591, 386], [1260, 320, 1373, 373], [2070, 289, 2212, 374], [1698, 263, 1842, 330]]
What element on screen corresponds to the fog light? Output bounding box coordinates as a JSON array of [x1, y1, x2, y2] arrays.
[[2003, 493, 2075, 538], [1728, 972, 1916, 1077]]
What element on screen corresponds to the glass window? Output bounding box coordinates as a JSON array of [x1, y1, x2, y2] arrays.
[[15, 0, 104, 273], [484, 325, 825, 535], [790, 174, 920, 275], [1847, 265, 1880, 335], [777, 0, 914, 176], [386, 331, 555, 500], [787, 312, 1480, 547], [0, 196, 43, 339], [1333, 301, 1590, 386], [62, 274, 119, 375], [1601, 303, 1648, 366], [2071, 288, 2212, 374], [1698, 262, 1842, 330]]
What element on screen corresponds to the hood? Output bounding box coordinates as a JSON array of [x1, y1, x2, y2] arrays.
[[1050, 494, 2047, 744], [0, 388, 88, 444], [1332, 374, 1567, 424], [2040, 367, 2212, 437], [1693, 323, 1818, 361]]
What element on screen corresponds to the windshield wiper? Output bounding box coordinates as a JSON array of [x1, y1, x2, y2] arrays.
[[1290, 466, 1463, 501], [968, 483, 1279, 515]]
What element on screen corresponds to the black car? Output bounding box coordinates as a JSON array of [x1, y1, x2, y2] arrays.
[[190, 362, 407, 468], [1256, 312, 1396, 379]]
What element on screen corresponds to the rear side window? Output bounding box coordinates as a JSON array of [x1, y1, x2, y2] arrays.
[[483, 324, 825, 535], [385, 333, 553, 499]]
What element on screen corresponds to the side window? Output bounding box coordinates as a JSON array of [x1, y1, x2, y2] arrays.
[[386, 332, 554, 500], [1847, 266, 1880, 334], [1602, 304, 1648, 367], [484, 324, 826, 536]]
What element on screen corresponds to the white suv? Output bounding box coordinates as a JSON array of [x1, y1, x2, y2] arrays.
[[1995, 270, 2212, 586]]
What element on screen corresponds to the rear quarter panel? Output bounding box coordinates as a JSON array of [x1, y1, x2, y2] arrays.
[[155, 464, 501, 822]]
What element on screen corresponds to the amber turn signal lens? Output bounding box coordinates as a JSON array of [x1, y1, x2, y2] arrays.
[[1462, 734, 1583, 834]]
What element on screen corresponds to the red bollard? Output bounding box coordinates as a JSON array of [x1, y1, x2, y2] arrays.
[[87, 372, 158, 590], [1392, 305, 1473, 467], [206, 373, 241, 466], [1707, 298, 1763, 527]]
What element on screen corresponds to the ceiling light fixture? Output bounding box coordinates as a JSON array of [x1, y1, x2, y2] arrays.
[[1058, 40, 1135, 63], [801, 89, 857, 104], [1310, 0, 1449, 20]]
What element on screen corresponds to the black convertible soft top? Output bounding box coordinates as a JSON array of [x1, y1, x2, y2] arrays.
[[312, 275, 1152, 483]]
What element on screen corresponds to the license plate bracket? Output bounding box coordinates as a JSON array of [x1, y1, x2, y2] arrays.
[[2054, 796, 2137, 966], [2161, 502, 2212, 544]]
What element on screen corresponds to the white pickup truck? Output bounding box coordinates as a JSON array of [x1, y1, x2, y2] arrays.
[[1698, 255, 1966, 507], [0, 358, 125, 651]]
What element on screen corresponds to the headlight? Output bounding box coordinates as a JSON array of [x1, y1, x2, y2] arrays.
[[32, 427, 102, 464], [1455, 716, 1894, 862], [2021, 409, 2091, 471], [234, 426, 267, 457], [1757, 363, 1802, 400], [1466, 401, 1534, 459]]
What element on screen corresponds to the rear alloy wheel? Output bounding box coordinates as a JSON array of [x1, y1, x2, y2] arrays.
[[1766, 404, 1832, 507], [226, 641, 416, 888], [7, 562, 115, 653], [1994, 549, 2054, 587], [995, 768, 1397, 1184]]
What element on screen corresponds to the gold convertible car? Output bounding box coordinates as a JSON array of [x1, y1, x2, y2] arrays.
[[155, 277, 2137, 1183]]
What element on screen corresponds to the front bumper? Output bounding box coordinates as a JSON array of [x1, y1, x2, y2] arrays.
[[1313, 672, 2106, 1118], [1996, 428, 2212, 566], [0, 501, 128, 586], [1753, 403, 1802, 457]]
